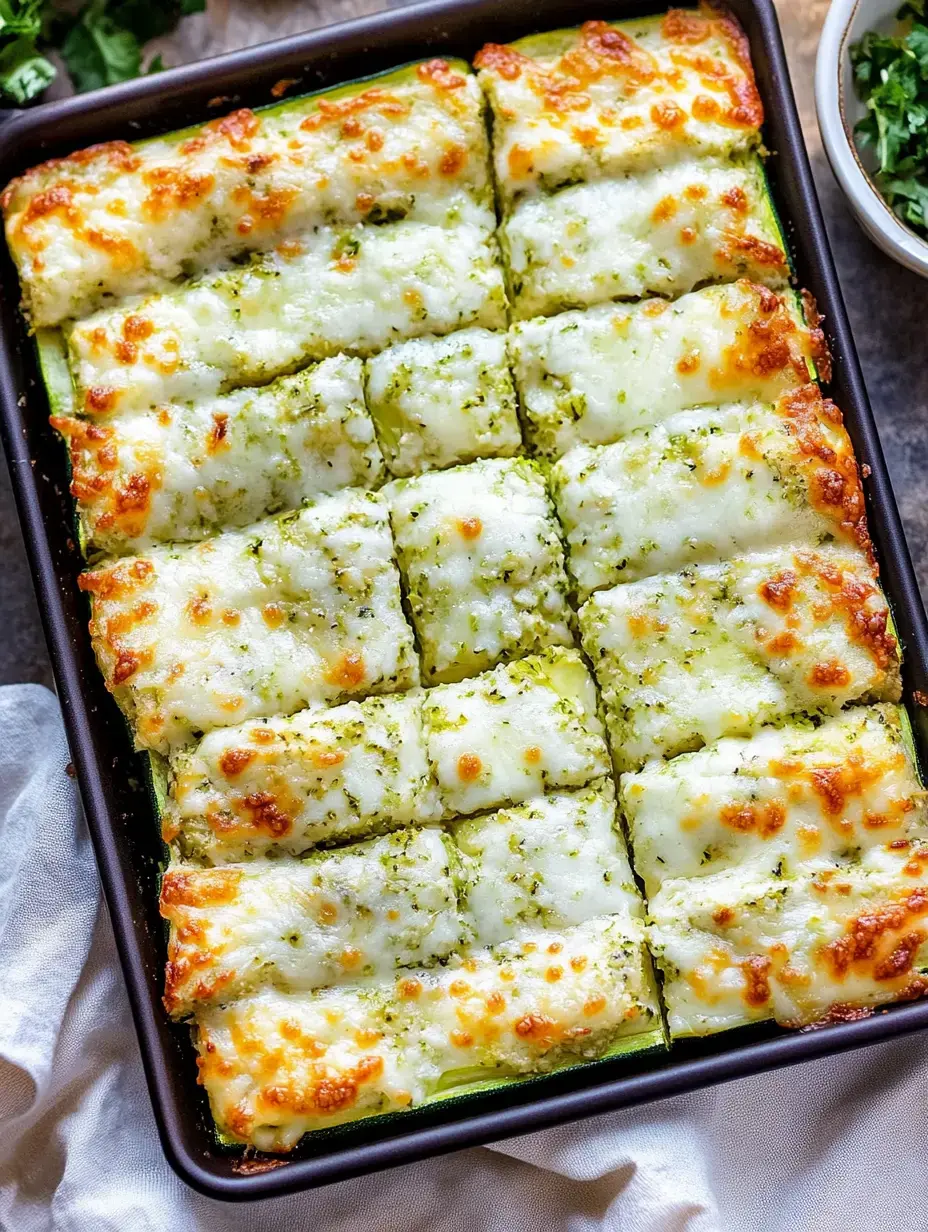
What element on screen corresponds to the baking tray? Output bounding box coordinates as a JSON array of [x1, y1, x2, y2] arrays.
[[1, 0, 928, 1201]]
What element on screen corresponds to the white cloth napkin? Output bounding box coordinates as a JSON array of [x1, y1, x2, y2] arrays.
[[1, 683, 927, 1232]]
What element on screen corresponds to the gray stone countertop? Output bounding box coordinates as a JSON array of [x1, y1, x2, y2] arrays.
[[2, 0, 926, 688]]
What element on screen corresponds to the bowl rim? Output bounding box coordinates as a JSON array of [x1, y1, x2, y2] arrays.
[[815, 0, 928, 276]]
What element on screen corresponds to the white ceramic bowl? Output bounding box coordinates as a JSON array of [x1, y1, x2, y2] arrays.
[[815, 0, 928, 277]]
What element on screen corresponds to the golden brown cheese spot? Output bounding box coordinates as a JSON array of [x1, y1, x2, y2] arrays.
[[440, 144, 467, 176], [474, 43, 526, 81], [718, 230, 788, 273], [416, 58, 467, 90], [740, 954, 772, 1006], [759, 569, 798, 613], [79, 555, 153, 599], [457, 752, 483, 782], [676, 351, 700, 375], [318, 901, 338, 925], [261, 602, 286, 629], [142, 167, 215, 222], [181, 108, 260, 155], [449, 979, 470, 998], [485, 990, 506, 1014], [679, 225, 697, 245], [699, 459, 731, 487], [514, 1012, 563, 1047], [582, 995, 606, 1017], [719, 799, 786, 838], [651, 194, 678, 223], [651, 100, 685, 130], [570, 954, 588, 972], [808, 754, 884, 818], [662, 7, 711, 44], [807, 659, 852, 690], [218, 747, 256, 778], [240, 791, 293, 838], [822, 890, 928, 981], [721, 185, 748, 213], [84, 385, 119, 415], [766, 631, 799, 656], [801, 288, 833, 383], [523, 745, 543, 765], [450, 1029, 473, 1047], [186, 594, 213, 626], [325, 650, 366, 690], [691, 93, 721, 121], [398, 977, 422, 999], [712, 906, 735, 926], [113, 648, 145, 684], [545, 965, 563, 983], [161, 866, 242, 909], [684, 182, 709, 202], [270, 77, 298, 99], [300, 88, 410, 135], [312, 747, 346, 770], [456, 515, 483, 540], [355, 191, 375, 214]]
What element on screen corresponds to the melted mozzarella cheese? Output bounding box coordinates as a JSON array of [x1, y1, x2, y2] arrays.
[[551, 391, 866, 599], [510, 281, 817, 459], [476, 7, 762, 204], [67, 202, 507, 415], [165, 690, 441, 863], [4, 61, 491, 328], [388, 457, 573, 684], [53, 357, 384, 557], [195, 913, 663, 1150], [195, 985, 426, 1149], [623, 706, 926, 897], [649, 846, 928, 1035], [455, 778, 642, 945], [401, 915, 662, 1083], [579, 545, 901, 772], [501, 156, 788, 320], [80, 489, 419, 754], [161, 827, 465, 1017], [365, 328, 521, 477], [422, 647, 609, 816]]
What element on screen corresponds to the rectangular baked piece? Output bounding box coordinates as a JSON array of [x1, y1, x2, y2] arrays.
[[455, 778, 643, 946], [388, 457, 574, 684], [579, 545, 901, 772], [364, 328, 522, 477], [66, 203, 508, 415], [621, 705, 926, 897], [79, 488, 418, 754], [550, 388, 867, 599], [3, 59, 492, 328], [649, 844, 928, 1035], [194, 914, 663, 1149], [46, 352, 384, 557], [500, 155, 789, 320], [161, 826, 465, 1017], [164, 691, 441, 864], [510, 281, 821, 459], [421, 647, 609, 816], [475, 6, 762, 205]]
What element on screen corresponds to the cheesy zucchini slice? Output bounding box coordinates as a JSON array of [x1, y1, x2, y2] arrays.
[[649, 845, 928, 1035], [580, 545, 901, 772], [501, 155, 789, 321], [422, 647, 608, 816], [164, 691, 441, 864], [67, 204, 508, 415], [551, 388, 867, 600], [4, 60, 491, 328], [510, 281, 822, 460], [365, 328, 522, 477], [388, 457, 573, 684], [195, 984, 427, 1148], [195, 914, 662, 1149], [622, 705, 926, 897], [80, 489, 418, 754], [50, 356, 384, 558], [455, 778, 642, 946], [475, 6, 762, 205], [161, 826, 465, 1017]]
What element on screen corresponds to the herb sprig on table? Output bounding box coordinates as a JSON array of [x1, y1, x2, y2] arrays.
[[0, 0, 205, 104], [851, 0, 928, 239]]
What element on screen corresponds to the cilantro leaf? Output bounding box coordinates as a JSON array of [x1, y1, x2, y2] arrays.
[[851, 6, 928, 239], [0, 33, 54, 102]]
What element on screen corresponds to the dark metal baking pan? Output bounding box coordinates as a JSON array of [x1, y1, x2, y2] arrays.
[[1, 0, 927, 1201]]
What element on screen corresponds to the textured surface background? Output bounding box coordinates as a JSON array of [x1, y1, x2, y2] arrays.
[[2, 0, 926, 687]]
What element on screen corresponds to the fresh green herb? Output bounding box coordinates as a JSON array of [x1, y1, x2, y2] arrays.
[[0, 0, 205, 104], [851, 1, 928, 237]]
